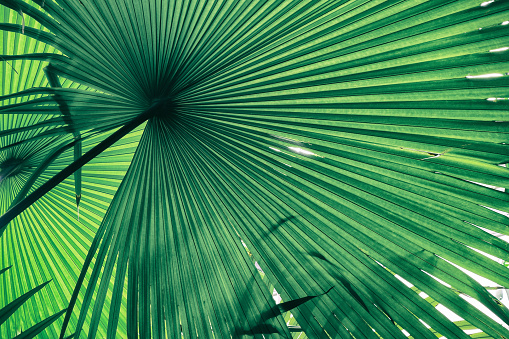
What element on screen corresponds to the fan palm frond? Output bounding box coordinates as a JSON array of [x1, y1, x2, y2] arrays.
[[1, 0, 509, 338], [0, 266, 65, 338]]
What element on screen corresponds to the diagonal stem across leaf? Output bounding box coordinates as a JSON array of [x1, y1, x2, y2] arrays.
[[0, 101, 164, 234]]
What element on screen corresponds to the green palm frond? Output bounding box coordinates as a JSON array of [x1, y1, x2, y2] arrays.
[[0, 266, 65, 338], [1, 0, 509, 338]]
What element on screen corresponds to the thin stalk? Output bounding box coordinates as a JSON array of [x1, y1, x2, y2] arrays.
[[0, 102, 163, 234]]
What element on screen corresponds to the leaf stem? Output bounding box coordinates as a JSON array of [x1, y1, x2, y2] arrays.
[[0, 102, 162, 234]]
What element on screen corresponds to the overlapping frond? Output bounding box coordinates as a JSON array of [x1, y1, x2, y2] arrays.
[[0, 0, 508, 338], [0, 267, 65, 338]]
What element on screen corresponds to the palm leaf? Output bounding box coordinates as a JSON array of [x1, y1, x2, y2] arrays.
[[12, 309, 66, 339], [0, 267, 65, 338], [1, 0, 509, 338]]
